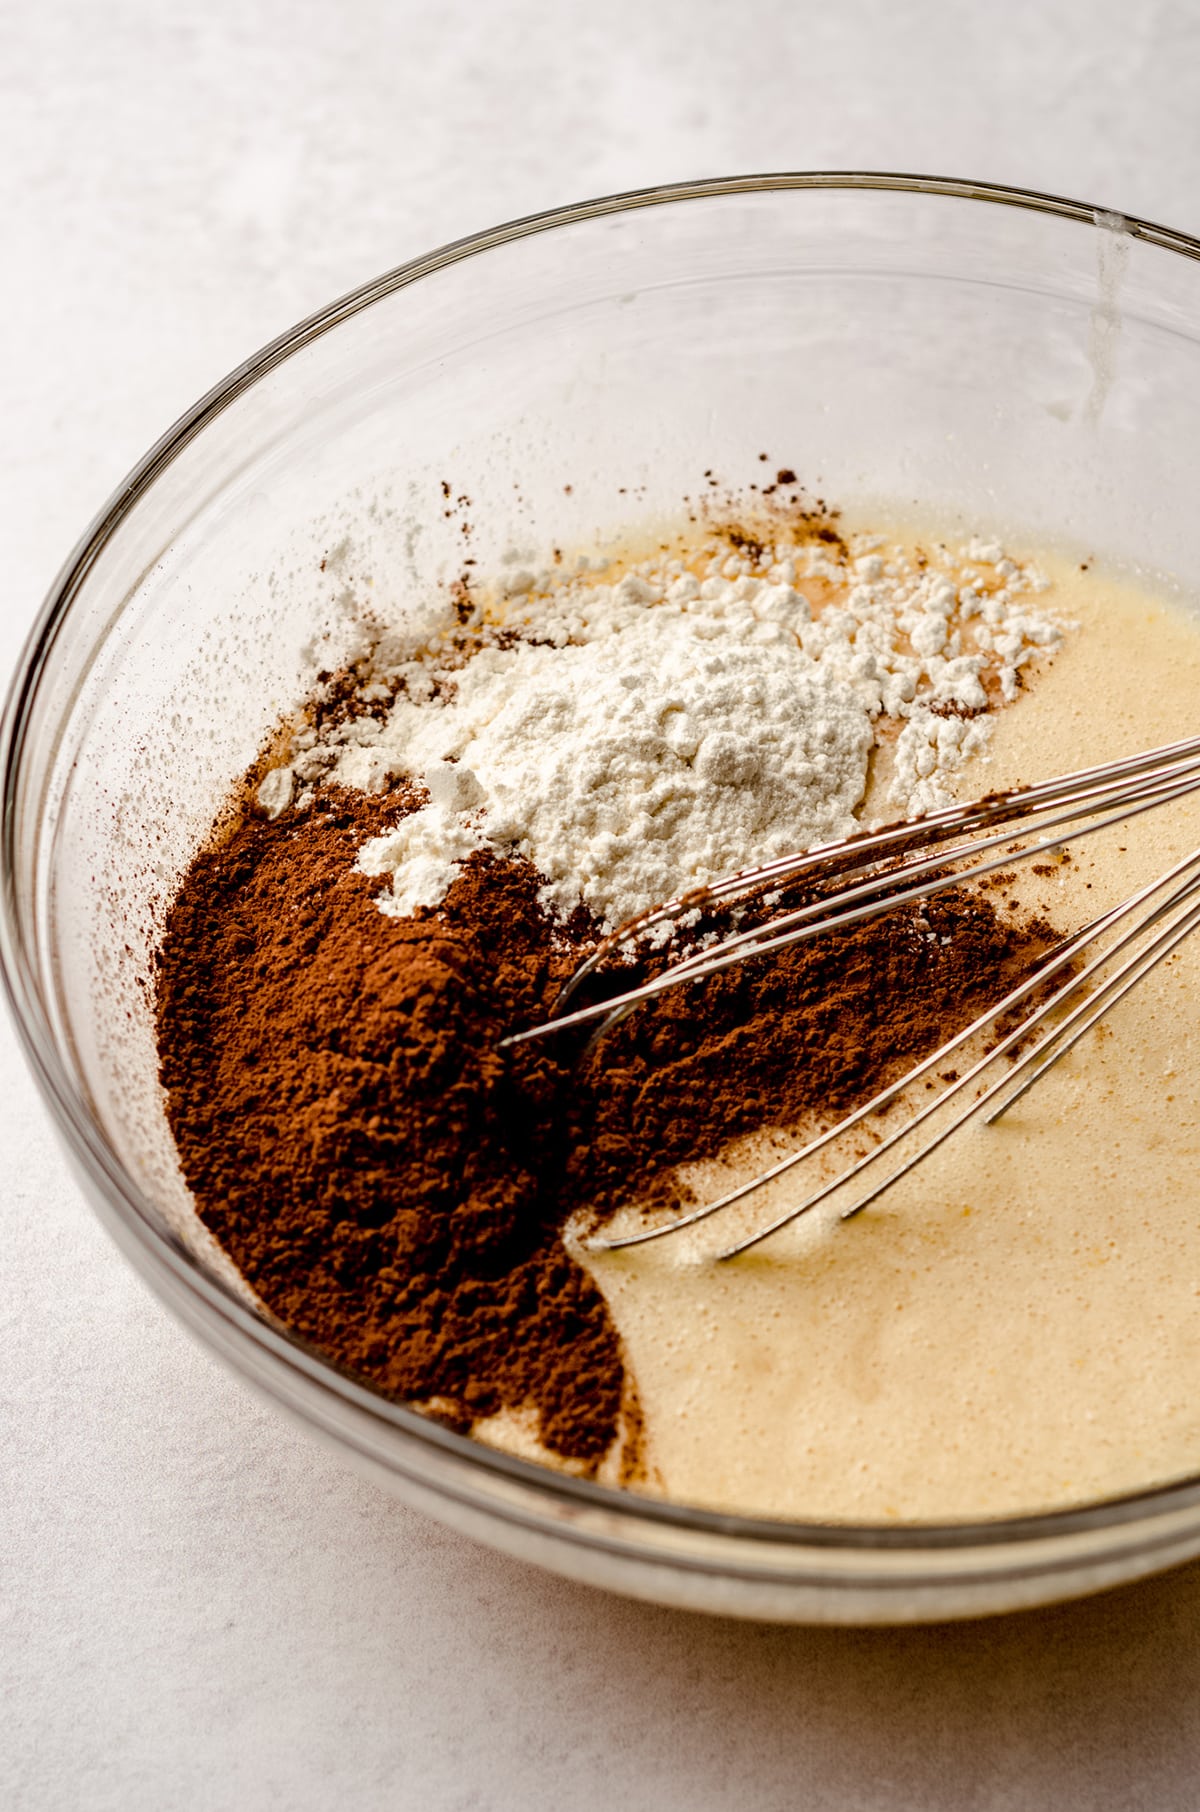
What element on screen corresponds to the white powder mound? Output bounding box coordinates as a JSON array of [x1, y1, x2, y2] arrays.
[[258, 533, 1064, 931], [357, 604, 876, 925]]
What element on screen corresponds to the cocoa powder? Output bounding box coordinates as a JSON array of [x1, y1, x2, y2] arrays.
[[155, 783, 1061, 1473]]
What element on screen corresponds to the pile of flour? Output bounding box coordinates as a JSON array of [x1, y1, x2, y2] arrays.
[[261, 535, 1063, 932]]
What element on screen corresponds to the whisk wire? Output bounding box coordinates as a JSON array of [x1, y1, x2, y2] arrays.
[[550, 731, 1200, 1015], [580, 765, 1200, 1053], [505, 735, 1200, 1049], [503, 733, 1200, 1257], [832, 880, 1200, 1232], [592, 844, 1200, 1256]]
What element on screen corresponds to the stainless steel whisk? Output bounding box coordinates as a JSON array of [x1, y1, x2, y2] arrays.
[[502, 733, 1200, 1257]]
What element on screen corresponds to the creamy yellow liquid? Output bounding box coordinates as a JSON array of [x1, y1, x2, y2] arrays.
[[558, 552, 1200, 1524]]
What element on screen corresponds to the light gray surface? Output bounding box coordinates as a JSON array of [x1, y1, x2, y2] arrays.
[[6, 2, 1200, 1805]]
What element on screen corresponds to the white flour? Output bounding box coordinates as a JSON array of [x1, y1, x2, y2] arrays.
[[260, 531, 1063, 932]]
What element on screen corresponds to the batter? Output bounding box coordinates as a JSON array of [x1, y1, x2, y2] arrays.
[[164, 513, 1200, 1526], [578, 554, 1200, 1522]]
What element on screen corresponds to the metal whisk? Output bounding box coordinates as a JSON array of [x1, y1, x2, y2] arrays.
[[502, 733, 1200, 1258]]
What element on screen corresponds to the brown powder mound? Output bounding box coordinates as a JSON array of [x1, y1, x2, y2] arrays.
[[155, 784, 1062, 1471], [156, 784, 625, 1465]]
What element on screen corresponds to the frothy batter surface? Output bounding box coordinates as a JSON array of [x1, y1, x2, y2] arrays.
[[584, 554, 1200, 1523]]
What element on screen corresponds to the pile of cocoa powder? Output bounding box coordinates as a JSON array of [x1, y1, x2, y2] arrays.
[[155, 779, 1061, 1475]]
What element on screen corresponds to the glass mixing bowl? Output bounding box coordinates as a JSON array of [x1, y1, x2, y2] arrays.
[[7, 174, 1200, 1624]]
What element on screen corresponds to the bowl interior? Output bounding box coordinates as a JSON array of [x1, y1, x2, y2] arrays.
[[11, 177, 1200, 1614]]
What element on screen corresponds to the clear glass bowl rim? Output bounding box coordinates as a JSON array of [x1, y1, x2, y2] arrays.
[[7, 170, 1200, 1575]]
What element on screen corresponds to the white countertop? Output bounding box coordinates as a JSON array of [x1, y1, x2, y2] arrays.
[[7, 3, 1200, 1805]]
